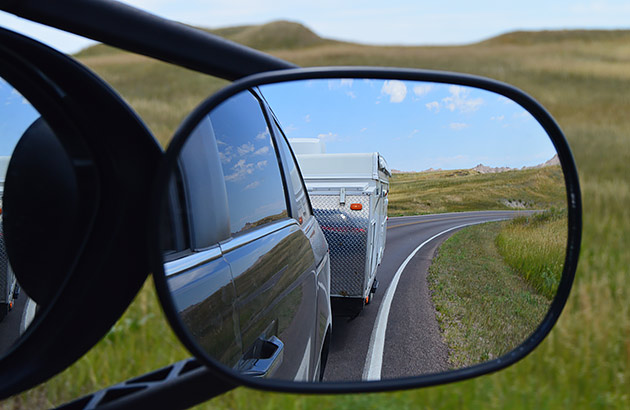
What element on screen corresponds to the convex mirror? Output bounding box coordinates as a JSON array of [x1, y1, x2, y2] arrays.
[[152, 69, 581, 391], [0, 75, 77, 357], [0, 76, 40, 356], [0, 69, 97, 363]]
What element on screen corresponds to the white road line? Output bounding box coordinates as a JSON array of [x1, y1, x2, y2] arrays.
[[20, 297, 37, 335], [362, 218, 507, 381]]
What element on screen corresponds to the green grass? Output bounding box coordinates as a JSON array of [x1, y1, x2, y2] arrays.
[[4, 279, 190, 408], [388, 166, 565, 216], [427, 222, 550, 368], [496, 208, 567, 298], [5, 25, 630, 409]]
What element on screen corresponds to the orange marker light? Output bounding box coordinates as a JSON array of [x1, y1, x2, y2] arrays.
[[350, 203, 362, 211]]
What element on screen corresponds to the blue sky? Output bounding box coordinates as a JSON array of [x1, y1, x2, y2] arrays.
[[0, 78, 39, 158], [260, 79, 556, 171], [1, 1, 630, 54]]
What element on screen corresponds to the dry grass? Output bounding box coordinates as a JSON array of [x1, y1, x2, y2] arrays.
[[388, 166, 565, 216]]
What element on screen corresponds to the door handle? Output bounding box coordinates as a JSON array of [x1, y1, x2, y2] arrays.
[[237, 335, 284, 378]]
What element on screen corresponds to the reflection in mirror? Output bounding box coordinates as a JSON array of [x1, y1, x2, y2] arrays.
[[0, 76, 43, 356], [158, 78, 567, 383]]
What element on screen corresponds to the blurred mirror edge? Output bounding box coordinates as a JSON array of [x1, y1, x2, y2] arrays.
[[152, 69, 581, 389], [0, 69, 98, 359]]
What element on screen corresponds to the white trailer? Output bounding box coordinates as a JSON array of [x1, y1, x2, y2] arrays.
[[290, 139, 390, 316]]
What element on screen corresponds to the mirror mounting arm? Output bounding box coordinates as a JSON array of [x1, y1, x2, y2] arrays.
[[57, 358, 237, 410], [0, 0, 296, 80]]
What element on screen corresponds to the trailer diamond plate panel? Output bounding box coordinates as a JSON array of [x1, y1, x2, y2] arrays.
[[311, 194, 370, 297]]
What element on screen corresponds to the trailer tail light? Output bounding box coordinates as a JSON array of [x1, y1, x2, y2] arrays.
[[350, 203, 362, 211]]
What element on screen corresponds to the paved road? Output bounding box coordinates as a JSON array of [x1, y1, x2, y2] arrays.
[[323, 210, 534, 382], [0, 290, 30, 355]]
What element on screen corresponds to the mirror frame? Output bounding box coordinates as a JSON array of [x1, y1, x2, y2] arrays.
[[0, 27, 162, 399], [150, 66, 582, 394]]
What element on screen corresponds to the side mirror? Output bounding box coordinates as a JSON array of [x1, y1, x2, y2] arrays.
[[150, 67, 581, 392], [0, 27, 161, 399]]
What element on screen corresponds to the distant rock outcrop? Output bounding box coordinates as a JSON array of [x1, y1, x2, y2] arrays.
[[472, 164, 513, 174], [470, 154, 560, 174]]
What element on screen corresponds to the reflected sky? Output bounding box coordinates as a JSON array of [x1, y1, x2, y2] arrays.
[[259, 79, 556, 172], [0, 77, 39, 158], [209, 90, 287, 234]]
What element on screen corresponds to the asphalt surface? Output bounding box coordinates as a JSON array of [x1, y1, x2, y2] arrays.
[[323, 210, 534, 382], [0, 290, 29, 356]]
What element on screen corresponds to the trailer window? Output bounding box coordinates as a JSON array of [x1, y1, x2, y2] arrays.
[[210, 91, 288, 236]]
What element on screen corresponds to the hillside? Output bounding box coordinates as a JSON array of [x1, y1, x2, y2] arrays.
[[75, 20, 337, 58], [388, 165, 565, 216], [480, 29, 630, 45], [202, 20, 340, 50]]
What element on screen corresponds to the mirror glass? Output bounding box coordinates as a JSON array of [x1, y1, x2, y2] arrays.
[[158, 78, 567, 383], [0, 76, 44, 356]]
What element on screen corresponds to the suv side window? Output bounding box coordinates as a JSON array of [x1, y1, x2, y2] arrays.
[[209, 91, 288, 236]]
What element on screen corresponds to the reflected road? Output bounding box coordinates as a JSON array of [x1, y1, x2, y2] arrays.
[[323, 210, 534, 381]]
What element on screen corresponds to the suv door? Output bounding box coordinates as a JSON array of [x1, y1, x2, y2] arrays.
[[264, 107, 331, 380], [208, 90, 319, 381]]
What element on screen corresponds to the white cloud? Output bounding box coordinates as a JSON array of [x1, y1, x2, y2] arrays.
[[304, 114, 311, 123], [244, 181, 261, 190], [256, 160, 268, 169], [237, 142, 254, 155], [255, 128, 270, 140], [329, 78, 354, 90], [253, 146, 270, 155], [413, 84, 433, 97], [491, 115, 505, 121], [426, 101, 440, 112], [381, 80, 407, 103], [360, 127, 367, 133], [218, 143, 234, 163], [346, 91, 357, 99], [441, 85, 483, 112], [450, 122, 469, 130], [225, 159, 254, 182]]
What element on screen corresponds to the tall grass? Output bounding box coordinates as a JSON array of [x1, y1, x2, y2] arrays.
[[428, 222, 550, 368], [5, 27, 630, 408], [495, 209, 567, 298]]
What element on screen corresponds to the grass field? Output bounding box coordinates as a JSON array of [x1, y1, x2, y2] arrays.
[[388, 166, 565, 216], [6, 23, 630, 408], [428, 222, 550, 368]]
